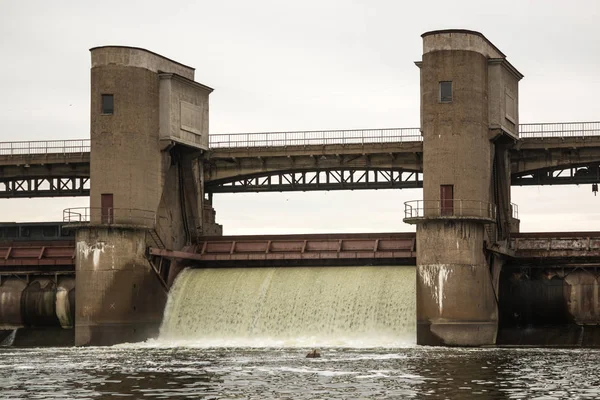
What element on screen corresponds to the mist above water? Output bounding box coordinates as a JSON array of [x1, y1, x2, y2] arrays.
[[159, 266, 416, 347]]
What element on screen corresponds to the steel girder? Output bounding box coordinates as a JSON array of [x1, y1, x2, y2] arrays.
[[512, 163, 600, 186], [205, 168, 423, 193], [0, 177, 90, 198]]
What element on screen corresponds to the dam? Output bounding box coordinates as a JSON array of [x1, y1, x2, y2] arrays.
[[160, 266, 416, 347], [2, 29, 600, 347]]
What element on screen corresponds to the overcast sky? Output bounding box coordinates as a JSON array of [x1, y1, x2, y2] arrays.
[[0, 0, 599, 234]]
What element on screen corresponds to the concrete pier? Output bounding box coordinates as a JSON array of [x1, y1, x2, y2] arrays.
[[72, 46, 221, 346], [407, 30, 523, 345]]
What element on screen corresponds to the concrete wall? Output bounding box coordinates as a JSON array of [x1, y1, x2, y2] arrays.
[[75, 227, 167, 346], [159, 74, 212, 149], [421, 49, 491, 205], [414, 30, 520, 346], [90, 64, 163, 221], [90, 46, 195, 80]]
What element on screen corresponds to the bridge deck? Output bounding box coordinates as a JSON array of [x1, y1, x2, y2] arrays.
[[0, 122, 598, 197]]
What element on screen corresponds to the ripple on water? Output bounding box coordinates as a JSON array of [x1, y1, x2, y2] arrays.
[[1, 346, 600, 399]]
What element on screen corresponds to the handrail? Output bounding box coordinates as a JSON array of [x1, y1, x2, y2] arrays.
[[0, 139, 90, 156], [519, 121, 600, 138], [208, 127, 423, 148], [63, 207, 157, 227], [404, 199, 497, 220], [2, 121, 599, 154]]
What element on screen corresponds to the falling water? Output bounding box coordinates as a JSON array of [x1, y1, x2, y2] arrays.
[[159, 266, 416, 347]]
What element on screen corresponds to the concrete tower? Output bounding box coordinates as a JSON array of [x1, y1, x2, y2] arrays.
[[406, 30, 523, 345], [73, 46, 221, 345]]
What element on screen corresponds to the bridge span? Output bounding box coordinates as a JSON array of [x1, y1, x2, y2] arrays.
[[1, 121, 599, 197], [4, 32, 600, 347]]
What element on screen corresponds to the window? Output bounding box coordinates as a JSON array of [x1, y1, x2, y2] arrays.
[[439, 81, 452, 103], [101, 94, 114, 115]]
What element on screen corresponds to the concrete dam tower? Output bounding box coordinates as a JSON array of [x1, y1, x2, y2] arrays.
[[73, 46, 221, 346], [406, 30, 523, 345]]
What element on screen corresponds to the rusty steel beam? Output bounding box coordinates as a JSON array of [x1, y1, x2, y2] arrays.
[[511, 233, 600, 262], [0, 244, 75, 267], [150, 233, 417, 265]]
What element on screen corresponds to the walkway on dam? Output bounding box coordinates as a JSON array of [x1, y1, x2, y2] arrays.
[[0, 121, 599, 197], [2, 229, 599, 275]]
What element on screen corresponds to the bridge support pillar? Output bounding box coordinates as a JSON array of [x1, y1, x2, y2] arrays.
[[74, 226, 166, 346], [408, 30, 523, 346], [70, 46, 220, 345]]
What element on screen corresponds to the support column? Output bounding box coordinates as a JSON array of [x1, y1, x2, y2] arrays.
[[73, 46, 218, 345], [407, 30, 523, 346], [74, 227, 167, 346]]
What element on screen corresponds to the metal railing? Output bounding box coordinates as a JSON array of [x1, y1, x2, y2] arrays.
[[1, 121, 599, 154], [519, 121, 600, 138], [63, 207, 157, 227], [208, 127, 423, 148], [404, 200, 497, 220], [0, 139, 90, 156]]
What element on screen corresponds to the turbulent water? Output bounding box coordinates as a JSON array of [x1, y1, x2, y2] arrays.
[[2, 346, 600, 398], [160, 266, 416, 347], [3, 266, 600, 398]]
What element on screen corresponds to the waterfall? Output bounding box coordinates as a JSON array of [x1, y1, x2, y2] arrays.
[[159, 266, 415, 347]]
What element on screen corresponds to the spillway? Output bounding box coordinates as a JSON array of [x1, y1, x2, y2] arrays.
[[159, 266, 416, 347]]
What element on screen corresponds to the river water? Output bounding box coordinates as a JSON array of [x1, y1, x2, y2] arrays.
[[2, 266, 600, 398], [1, 345, 600, 399]]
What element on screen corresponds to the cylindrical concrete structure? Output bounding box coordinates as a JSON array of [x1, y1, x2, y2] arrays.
[[410, 30, 522, 346], [56, 277, 75, 329], [0, 279, 28, 329], [74, 226, 167, 346], [90, 47, 191, 223], [21, 278, 60, 327], [1, 277, 75, 330]]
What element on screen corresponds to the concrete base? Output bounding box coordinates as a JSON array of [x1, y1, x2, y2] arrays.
[[75, 322, 161, 346], [418, 320, 497, 346], [75, 227, 168, 346]]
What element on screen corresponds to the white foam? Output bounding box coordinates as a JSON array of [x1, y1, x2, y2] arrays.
[[156, 266, 417, 348]]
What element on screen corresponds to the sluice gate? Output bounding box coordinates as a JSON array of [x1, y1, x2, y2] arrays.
[[3, 229, 600, 346]]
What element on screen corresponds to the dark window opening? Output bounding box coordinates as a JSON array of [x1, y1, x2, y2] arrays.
[[439, 81, 452, 103], [101, 94, 114, 114]]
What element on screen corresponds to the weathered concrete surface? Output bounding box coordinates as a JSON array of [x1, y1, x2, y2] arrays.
[[413, 30, 522, 346], [0, 276, 75, 330], [0, 279, 27, 329], [75, 227, 167, 346], [90, 45, 221, 241], [416, 221, 498, 345]]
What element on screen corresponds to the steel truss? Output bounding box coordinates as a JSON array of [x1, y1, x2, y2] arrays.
[[0, 177, 90, 198], [206, 168, 423, 193], [512, 163, 600, 186]]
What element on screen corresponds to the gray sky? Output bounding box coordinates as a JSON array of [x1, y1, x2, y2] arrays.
[[0, 0, 599, 234]]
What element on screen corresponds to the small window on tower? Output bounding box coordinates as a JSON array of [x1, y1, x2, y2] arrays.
[[101, 94, 114, 115], [439, 81, 452, 103]]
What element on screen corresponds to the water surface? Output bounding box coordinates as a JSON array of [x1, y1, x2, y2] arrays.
[[1, 345, 599, 399]]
